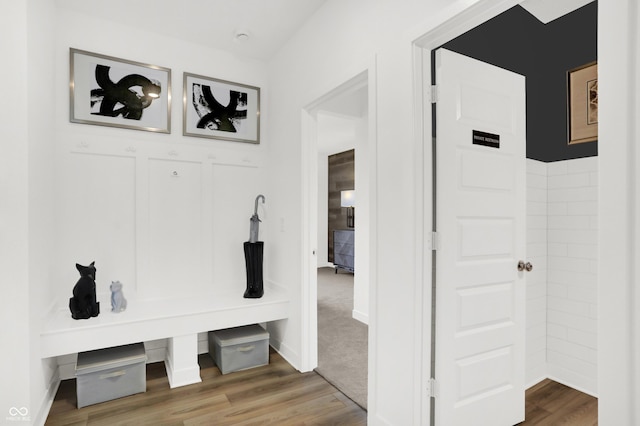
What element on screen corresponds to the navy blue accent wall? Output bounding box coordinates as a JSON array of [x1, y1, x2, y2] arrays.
[[441, 2, 597, 162]]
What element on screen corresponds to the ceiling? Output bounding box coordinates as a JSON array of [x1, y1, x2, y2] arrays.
[[519, 0, 594, 23], [55, 0, 327, 61]]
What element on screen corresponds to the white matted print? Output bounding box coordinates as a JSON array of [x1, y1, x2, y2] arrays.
[[70, 48, 171, 133], [183, 72, 260, 144]]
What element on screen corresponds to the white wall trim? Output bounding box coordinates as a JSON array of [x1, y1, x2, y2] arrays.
[[598, 1, 638, 424], [31, 370, 60, 426], [525, 376, 547, 391], [546, 369, 598, 398], [634, 3, 640, 424], [411, 43, 430, 426], [352, 309, 369, 325], [300, 69, 374, 372], [270, 339, 299, 371], [164, 355, 202, 389], [410, 1, 523, 424], [300, 108, 319, 373], [546, 371, 598, 398]]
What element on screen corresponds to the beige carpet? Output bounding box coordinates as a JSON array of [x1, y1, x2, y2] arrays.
[[315, 267, 368, 409]]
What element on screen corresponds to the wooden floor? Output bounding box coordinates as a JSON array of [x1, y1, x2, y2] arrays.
[[519, 379, 597, 425], [46, 350, 596, 426], [45, 349, 367, 426]]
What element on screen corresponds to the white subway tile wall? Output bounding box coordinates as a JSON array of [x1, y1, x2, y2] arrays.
[[526, 159, 548, 386], [526, 157, 598, 395], [546, 156, 598, 395]]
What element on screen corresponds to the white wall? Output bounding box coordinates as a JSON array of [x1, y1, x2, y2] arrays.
[[353, 111, 370, 323], [526, 157, 599, 396], [11, 0, 633, 424], [1, 2, 59, 424], [28, 0, 60, 423], [0, 3, 31, 422], [266, 0, 451, 423], [52, 8, 269, 305], [546, 157, 598, 395], [43, 5, 273, 408]]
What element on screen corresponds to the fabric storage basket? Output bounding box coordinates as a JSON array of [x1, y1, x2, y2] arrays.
[[209, 324, 269, 374], [75, 342, 147, 408]]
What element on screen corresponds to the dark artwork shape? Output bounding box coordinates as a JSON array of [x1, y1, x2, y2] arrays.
[[243, 242, 264, 299], [90, 64, 161, 120], [69, 261, 100, 320], [192, 83, 247, 132]]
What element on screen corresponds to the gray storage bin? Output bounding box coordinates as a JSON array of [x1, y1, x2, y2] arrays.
[[75, 342, 147, 408], [209, 324, 269, 374]]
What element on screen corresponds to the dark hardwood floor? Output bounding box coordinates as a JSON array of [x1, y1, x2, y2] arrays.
[[519, 379, 597, 425], [45, 349, 596, 425], [45, 349, 367, 426]]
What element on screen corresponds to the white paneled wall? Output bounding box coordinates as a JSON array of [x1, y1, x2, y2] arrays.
[[526, 159, 548, 386], [526, 157, 598, 396], [546, 157, 598, 395]]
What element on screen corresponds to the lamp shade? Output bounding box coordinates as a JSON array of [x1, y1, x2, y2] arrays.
[[340, 190, 355, 207]]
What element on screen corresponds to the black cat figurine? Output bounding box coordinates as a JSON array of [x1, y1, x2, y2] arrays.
[[69, 261, 100, 320]]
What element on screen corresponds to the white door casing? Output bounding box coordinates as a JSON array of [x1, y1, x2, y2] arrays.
[[434, 49, 526, 425]]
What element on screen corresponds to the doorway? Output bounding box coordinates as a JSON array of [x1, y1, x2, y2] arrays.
[[416, 2, 598, 424], [432, 47, 528, 425], [301, 70, 374, 408]]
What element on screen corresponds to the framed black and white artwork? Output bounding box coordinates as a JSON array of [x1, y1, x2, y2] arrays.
[[183, 72, 260, 144], [568, 62, 597, 144], [70, 48, 171, 133]]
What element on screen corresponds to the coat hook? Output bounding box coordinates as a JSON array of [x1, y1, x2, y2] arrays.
[[172, 171, 179, 177]]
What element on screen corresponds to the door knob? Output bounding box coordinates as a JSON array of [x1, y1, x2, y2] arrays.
[[517, 261, 533, 272]]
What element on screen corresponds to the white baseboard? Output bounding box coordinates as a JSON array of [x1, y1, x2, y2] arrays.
[[352, 309, 369, 325], [525, 375, 547, 390], [269, 338, 300, 371], [546, 372, 598, 398], [164, 355, 201, 389], [31, 369, 60, 426]]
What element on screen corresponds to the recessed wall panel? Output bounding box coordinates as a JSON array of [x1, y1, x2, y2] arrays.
[[60, 153, 136, 295], [147, 159, 203, 299], [211, 165, 260, 294]]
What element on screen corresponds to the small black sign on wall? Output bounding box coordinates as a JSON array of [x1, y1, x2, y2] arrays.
[[473, 130, 500, 148]]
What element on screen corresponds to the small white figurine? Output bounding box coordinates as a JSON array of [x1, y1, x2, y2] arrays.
[[110, 281, 127, 313]]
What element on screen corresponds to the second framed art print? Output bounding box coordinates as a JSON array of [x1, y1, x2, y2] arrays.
[[568, 62, 598, 144], [70, 48, 171, 133], [183, 72, 260, 144]]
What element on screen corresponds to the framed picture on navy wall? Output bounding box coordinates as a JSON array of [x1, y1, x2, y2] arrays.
[[568, 62, 597, 144], [183, 72, 260, 144], [69, 48, 171, 133]]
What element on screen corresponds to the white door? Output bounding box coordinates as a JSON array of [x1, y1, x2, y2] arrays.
[[434, 48, 527, 425]]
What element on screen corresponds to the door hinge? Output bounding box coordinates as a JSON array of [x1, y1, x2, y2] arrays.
[[429, 231, 439, 251], [430, 85, 438, 103], [427, 377, 438, 398]]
